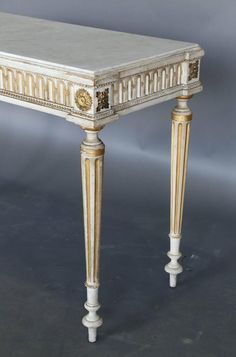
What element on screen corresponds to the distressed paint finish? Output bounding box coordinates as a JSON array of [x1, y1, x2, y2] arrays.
[[0, 11, 204, 343], [0, 12, 204, 128], [81, 128, 104, 342], [165, 96, 192, 287]]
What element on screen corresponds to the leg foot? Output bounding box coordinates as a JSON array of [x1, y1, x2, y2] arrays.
[[88, 328, 97, 343], [82, 286, 103, 343], [169, 274, 177, 288], [165, 235, 183, 287]]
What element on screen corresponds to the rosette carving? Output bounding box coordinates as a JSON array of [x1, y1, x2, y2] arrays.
[[75, 89, 92, 111]]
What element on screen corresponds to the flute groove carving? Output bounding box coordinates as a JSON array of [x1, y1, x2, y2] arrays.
[[81, 129, 104, 342], [165, 96, 192, 288], [112, 62, 182, 107], [0, 65, 73, 109]]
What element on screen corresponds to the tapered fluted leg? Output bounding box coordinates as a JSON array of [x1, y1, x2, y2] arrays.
[[165, 96, 193, 287], [81, 127, 104, 342]]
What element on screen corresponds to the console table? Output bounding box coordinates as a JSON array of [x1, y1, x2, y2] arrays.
[[0, 12, 204, 343]]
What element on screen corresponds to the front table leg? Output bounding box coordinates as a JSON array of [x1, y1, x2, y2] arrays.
[[165, 95, 193, 287], [80, 127, 104, 342]]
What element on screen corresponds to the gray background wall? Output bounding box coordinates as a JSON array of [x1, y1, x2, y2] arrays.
[[0, 0, 235, 197], [0, 1, 235, 357]]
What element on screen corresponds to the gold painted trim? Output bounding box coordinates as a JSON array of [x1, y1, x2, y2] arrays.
[[113, 61, 183, 107], [172, 113, 192, 122], [174, 122, 182, 233], [81, 147, 105, 157], [80, 126, 104, 132], [180, 122, 190, 229], [85, 158, 91, 281], [94, 158, 101, 284], [0, 65, 73, 107], [170, 105, 192, 236], [177, 95, 193, 100], [82, 144, 104, 287]]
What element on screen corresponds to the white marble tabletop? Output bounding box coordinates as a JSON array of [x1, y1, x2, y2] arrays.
[[0, 12, 200, 74]]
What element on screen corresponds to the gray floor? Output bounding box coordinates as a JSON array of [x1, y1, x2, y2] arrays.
[[0, 163, 235, 357]]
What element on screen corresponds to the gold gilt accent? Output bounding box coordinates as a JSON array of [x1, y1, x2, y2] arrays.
[[81, 147, 105, 157], [85, 158, 91, 281], [170, 99, 192, 236], [80, 126, 105, 132], [172, 113, 192, 122], [94, 158, 102, 283], [96, 88, 109, 112], [81, 134, 105, 288], [0, 65, 73, 107], [188, 61, 199, 81], [75, 89, 93, 111], [112, 62, 182, 106], [177, 95, 193, 100]]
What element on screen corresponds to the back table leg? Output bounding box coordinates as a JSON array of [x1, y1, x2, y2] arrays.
[[80, 127, 104, 342], [165, 95, 193, 288]]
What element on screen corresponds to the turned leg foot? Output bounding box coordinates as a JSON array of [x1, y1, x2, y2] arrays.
[[165, 235, 183, 287], [165, 96, 192, 287], [80, 127, 105, 342], [82, 286, 103, 342]]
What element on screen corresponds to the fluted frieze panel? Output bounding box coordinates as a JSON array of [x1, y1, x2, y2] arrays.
[[113, 62, 182, 107], [0, 65, 74, 111], [0, 57, 202, 127]]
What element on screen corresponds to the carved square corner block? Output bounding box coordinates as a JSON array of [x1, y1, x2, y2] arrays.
[[188, 60, 200, 82]]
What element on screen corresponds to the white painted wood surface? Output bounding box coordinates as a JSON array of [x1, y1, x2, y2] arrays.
[[0, 12, 204, 342], [80, 129, 104, 342], [165, 96, 192, 287], [0, 12, 204, 128], [0, 12, 200, 74]]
